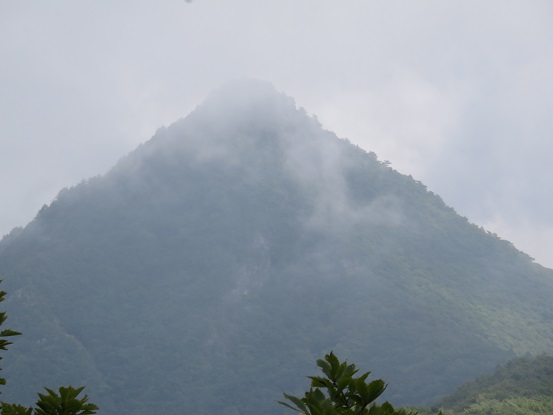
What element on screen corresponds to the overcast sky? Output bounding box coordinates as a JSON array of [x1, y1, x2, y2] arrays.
[[2, 1, 552, 268]]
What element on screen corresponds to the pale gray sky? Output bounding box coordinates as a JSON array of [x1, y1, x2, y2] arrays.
[[1, 1, 552, 268]]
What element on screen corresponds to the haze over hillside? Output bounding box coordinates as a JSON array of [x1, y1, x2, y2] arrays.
[[1, 80, 553, 415], [4, 2, 553, 269]]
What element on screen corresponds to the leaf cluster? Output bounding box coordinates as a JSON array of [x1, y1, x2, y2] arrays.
[[0, 287, 21, 387], [2, 386, 98, 415], [279, 352, 415, 415]]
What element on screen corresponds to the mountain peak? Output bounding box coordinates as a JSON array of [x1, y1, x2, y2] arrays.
[[184, 79, 308, 133], [204, 78, 288, 107]]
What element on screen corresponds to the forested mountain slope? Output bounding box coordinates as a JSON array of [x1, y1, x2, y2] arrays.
[[1, 80, 553, 415], [416, 354, 553, 415]]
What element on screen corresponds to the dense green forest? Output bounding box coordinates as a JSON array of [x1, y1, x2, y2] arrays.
[[414, 355, 553, 415], [1, 80, 552, 415]]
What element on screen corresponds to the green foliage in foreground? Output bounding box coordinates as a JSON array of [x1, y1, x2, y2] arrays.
[[279, 352, 417, 415], [415, 355, 553, 415], [1, 386, 98, 415], [0, 282, 98, 415], [0, 288, 21, 388]]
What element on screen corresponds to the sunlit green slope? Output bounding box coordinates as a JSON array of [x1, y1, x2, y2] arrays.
[[415, 354, 553, 415]]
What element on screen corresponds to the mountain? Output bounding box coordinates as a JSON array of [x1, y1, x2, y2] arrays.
[[1, 80, 553, 415]]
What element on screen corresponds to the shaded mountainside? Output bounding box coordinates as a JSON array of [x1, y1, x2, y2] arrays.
[[1, 80, 553, 415]]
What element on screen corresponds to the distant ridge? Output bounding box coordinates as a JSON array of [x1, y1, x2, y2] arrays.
[[1, 80, 553, 415]]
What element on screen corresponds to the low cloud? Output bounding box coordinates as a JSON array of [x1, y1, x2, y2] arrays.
[[1, 1, 552, 266]]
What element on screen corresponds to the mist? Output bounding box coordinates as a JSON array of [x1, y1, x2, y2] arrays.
[[2, 1, 553, 267]]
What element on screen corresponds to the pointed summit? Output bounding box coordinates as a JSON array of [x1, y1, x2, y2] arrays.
[[180, 78, 315, 139], [202, 78, 293, 110]]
